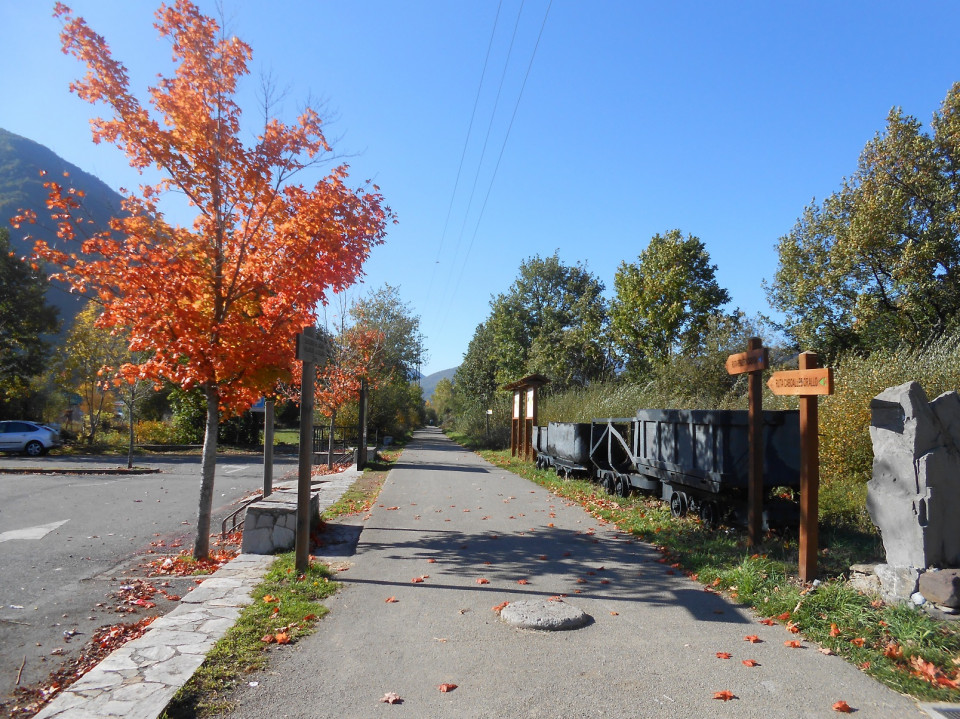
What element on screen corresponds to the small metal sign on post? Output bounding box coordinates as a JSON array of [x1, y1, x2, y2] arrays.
[[295, 327, 325, 574], [767, 352, 834, 581], [726, 337, 768, 548]]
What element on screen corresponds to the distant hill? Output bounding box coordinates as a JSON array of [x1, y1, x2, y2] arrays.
[[0, 127, 125, 331], [420, 366, 458, 402]]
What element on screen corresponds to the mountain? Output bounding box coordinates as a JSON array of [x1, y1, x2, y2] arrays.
[[420, 366, 458, 402], [0, 128, 125, 330]]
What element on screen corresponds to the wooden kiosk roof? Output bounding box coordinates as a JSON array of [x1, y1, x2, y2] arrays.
[[502, 374, 550, 391]]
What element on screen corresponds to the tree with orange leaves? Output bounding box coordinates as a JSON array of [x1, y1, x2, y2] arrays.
[[15, 2, 391, 559]]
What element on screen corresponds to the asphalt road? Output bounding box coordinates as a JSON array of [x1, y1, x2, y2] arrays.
[[0, 452, 299, 705], [222, 428, 927, 719]]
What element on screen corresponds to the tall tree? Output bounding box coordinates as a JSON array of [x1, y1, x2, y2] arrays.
[[769, 85, 960, 355], [17, 2, 390, 558], [485, 253, 611, 390], [55, 300, 128, 444], [610, 230, 730, 377], [0, 227, 59, 417]]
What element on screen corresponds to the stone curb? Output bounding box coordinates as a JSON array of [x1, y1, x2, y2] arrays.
[[32, 465, 363, 719]]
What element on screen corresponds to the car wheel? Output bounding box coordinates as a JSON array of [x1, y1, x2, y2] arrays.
[[24, 440, 45, 457]]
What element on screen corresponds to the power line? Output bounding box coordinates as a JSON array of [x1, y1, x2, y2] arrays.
[[444, 0, 553, 326], [426, 1, 503, 300], [439, 0, 527, 311]]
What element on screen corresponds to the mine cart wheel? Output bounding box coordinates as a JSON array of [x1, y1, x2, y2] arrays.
[[698, 501, 718, 528], [669, 491, 688, 518], [602, 473, 616, 495], [614, 475, 630, 498]]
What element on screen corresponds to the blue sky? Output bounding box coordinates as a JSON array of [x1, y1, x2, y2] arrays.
[[4, 1, 960, 376]]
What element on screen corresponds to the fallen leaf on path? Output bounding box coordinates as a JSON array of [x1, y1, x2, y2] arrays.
[[610, 611, 619, 616], [819, 647, 834, 655], [787, 621, 801, 634], [759, 618, 776, 626], [438, 683, 458, 692], [380, 692, 403, 704], [385, 597, 398, 603], [716, 652, 732, 659], [744, 635, 761, 643], [516, 579, 529, 585], [713, 690, 736, 701], [411, 576, 426, 583], [427, 558, 437, 563], [476, 578, 490, 584], [742, 659, 759, 667], [275, 632, 290, 644], [492, 602, 509, 614], [784, 640, 802, 648], [832, 700, 853, 713]]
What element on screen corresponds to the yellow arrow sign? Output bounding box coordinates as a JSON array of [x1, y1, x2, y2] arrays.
[[766, 368, 834, 396]]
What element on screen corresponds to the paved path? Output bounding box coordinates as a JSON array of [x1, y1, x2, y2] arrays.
[[31, 468, 360, 719], [221, 428, 929, 719]]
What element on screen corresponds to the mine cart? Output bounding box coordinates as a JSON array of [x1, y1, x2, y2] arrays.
[[590, 409, 801, 526], [532, 422, 593, 478]]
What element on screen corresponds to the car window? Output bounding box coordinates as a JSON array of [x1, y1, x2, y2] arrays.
[[9, 422, 37, 432]]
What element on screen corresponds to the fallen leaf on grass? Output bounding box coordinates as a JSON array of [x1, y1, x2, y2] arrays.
[[786, 621, 801, 634], [832, 700, 853, 713], [784, 640, 803, 648], [438, 683, 458, 692], [380, 692, 403, 704], [275, 632, 290, 644], [882, 642, 902, 660], [849, 637, 866, 647], [716, 652, 732, 659], [744, 635, 762, 643], [742, 659, 759, 667], [713, 690, 736, 701], [261, 634, 275, 643], [262, 595, 278, 603], [830, 623, 841, 637], [776, 611, 791, 621]]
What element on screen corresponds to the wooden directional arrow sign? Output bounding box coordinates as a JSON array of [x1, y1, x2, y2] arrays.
[[767, 368, 834, 396], [725, 347, 767, 375]]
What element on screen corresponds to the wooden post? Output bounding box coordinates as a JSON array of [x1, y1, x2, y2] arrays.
[[798, 351, 820, 582], [295, 354, 315, 574], [263, 398, 274, 497], [747, 337, 767, 548], [357, 378, 368, 469], [511, 389, 520, 456]]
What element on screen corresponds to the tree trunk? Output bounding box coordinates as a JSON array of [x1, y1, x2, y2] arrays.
[[193, 385, 220, 560]]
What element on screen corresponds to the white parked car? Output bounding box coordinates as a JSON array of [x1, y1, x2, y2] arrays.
[[0, 421, 62, 456]]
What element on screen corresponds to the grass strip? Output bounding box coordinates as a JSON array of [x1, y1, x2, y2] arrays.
[[160, 553, 338, 718], [476, 446, 960, 703]]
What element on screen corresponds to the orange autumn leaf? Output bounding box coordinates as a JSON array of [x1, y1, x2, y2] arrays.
[[716, 652, 732, 659], [476, 578, 490, 585], [492, 602, 509, 614], [411, 576, 426, 583], [742, 659, 759, 667], [713, 690, 736, 701], [516, 579, 529, 585], [275, 632, 290, 645], [385, 596, 398, 603], [438, 683, 458, 693], [427, 558, 437, 563], [776, 611, 791, 621], [784, 640, 803, 648], [262, 595, 278, 604], [830, 623, 841, 637], [882, 642, 903, 660], [744, 635, 761, 643], [786, 621, 801, 634], [260, 634, 275, 643], [832, 700, 853, 713], [850, 637, 866, 647], [759, 618, 776, 626]]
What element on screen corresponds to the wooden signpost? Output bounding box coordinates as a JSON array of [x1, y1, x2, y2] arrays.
[[726, 338, 768, 548], [767, 352, 834, 582], [295, 327, 325, 574]]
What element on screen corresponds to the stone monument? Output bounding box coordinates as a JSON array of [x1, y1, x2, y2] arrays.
[[868, 381, 960, 610]]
